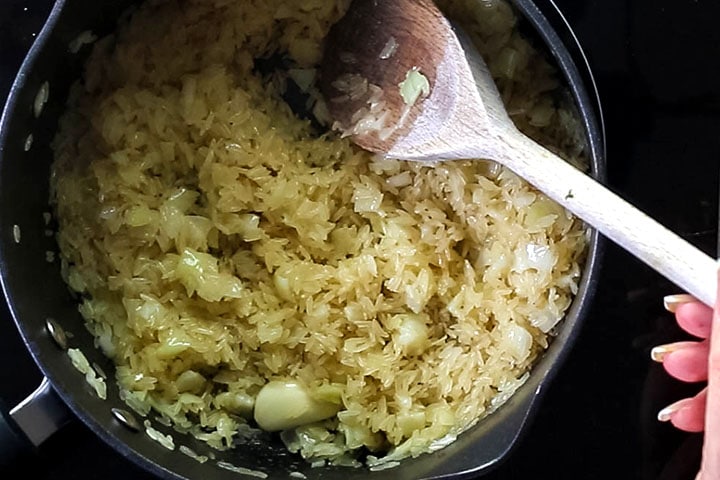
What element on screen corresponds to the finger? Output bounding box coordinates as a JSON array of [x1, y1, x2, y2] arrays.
[[665, 294, 699, 313], [657, 388, 707, 433], [674, 301, 714, 339], [659, 341, 710, 382]]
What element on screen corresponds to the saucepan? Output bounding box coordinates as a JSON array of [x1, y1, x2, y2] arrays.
[[0, 0, 605, 478]]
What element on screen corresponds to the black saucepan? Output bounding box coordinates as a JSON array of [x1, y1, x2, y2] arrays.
[[0, 0, 605, 478]]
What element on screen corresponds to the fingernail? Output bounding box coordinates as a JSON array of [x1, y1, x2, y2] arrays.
[[658, 399, 690, 422], [663, 294, 697, 313], [650, 342, 687, 362]]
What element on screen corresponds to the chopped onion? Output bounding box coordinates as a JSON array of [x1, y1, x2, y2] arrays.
[[504, 324, 532, 362], [398, 68, 430, 106]]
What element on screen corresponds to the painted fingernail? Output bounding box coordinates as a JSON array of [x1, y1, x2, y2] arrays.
[[650, 342, 688, 362], [658, 399, 690, 422], [663, 294, 697, 313]]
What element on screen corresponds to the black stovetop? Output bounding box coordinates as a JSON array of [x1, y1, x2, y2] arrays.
[[1, 1, 718, 479]]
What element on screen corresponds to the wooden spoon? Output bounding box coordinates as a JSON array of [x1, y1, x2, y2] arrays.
[[319, 0, 717, 306]]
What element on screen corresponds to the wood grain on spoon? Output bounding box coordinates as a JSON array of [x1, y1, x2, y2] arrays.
[[320, 0, 717, 306]]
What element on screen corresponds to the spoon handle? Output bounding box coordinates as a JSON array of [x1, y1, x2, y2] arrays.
[[497, 130, 717, 307]]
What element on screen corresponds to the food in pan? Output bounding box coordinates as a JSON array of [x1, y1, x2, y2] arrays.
[[51, 0, 587, 468]]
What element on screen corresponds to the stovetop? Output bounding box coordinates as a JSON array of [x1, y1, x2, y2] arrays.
[[1, 1, 718, 479]]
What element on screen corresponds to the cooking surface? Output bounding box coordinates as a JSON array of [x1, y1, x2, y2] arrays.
[[0, 0, 718, 478]]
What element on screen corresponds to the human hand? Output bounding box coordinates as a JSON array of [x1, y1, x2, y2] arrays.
[[652, 289, 720, 479]]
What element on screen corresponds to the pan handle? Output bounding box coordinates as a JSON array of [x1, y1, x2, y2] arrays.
[[0, 401, 32, 466], [0, 378, 71, 467]]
